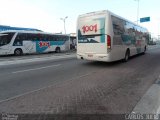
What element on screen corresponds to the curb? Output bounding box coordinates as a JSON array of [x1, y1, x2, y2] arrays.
[[132, 77, 160, 114]]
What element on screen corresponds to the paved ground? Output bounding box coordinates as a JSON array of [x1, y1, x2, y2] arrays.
[[0, 46, 160, 120]]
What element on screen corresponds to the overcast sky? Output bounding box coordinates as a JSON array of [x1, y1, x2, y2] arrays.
[[0, 0, 160, 37]]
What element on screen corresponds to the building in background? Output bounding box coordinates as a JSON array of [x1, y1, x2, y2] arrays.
[[0, 25, 41, 32]]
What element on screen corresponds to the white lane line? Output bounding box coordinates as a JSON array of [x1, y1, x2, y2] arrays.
[[12, 64, 61, 74]]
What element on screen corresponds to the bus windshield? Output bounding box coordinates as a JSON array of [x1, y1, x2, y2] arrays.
[[78, 17, 105, 43], [0, 32, 15, 46]]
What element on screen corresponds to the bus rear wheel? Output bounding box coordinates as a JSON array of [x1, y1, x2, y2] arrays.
[[143, 46, 146, 54], [55, 47, 61, 53], [14, 48, 23, 56], [123, 49, 130, 62]]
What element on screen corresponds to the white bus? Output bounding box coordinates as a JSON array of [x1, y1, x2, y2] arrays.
[[77, 10, 149, 62], [0, 30, 70, 55]]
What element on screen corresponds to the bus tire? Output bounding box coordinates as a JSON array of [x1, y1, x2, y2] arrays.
[[123, 49, 130, 62], [14, 48, 23, 56], [55, 47, 61, 53]]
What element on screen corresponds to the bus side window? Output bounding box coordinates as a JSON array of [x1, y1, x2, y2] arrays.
[[43, 34, 48, 41], [45, 34, 48, 41], [26, 33, 32, 41], [52, 35, 55, 41], [48, 35, 52, 41], [32, 34, 37, 41], [38, 34, 43, 41], [30, 34, 36, 41], [58, 36, 60, 41]]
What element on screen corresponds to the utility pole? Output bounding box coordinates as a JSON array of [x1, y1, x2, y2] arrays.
[[60, 16, 68, 34], [135, 0, 140, 24]]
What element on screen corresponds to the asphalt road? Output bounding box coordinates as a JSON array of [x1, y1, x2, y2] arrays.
[[0, 53, 77, 101], [0, 46, 160, 115]]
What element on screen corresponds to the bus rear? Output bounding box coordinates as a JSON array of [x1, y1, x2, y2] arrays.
[[76, 10, 113, 62]]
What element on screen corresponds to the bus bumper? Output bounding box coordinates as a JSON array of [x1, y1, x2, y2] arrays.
[[0, 48, 10, 55], [77, 53, 112, 62]]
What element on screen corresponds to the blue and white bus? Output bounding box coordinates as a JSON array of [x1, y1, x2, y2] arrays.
[[77, 10, 149, 62], [0, 30, 70, 55]]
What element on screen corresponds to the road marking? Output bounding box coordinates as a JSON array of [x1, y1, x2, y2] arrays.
[[12, 64, 61, 74]]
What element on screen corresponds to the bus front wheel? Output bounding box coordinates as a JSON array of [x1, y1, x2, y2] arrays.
[[14, 48, 23, 56]]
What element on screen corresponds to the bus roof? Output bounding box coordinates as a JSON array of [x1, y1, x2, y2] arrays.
[[78, 10, 148, 32], [0, 30, 70, 36]]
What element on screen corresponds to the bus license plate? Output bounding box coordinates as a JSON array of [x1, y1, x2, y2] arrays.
[[88, 54, 93, 57]]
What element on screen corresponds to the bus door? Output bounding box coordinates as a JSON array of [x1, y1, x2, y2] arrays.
[[23, 41, 35, 53]]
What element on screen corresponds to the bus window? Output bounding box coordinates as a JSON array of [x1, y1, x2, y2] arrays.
[[111, 16, 125, 45]]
